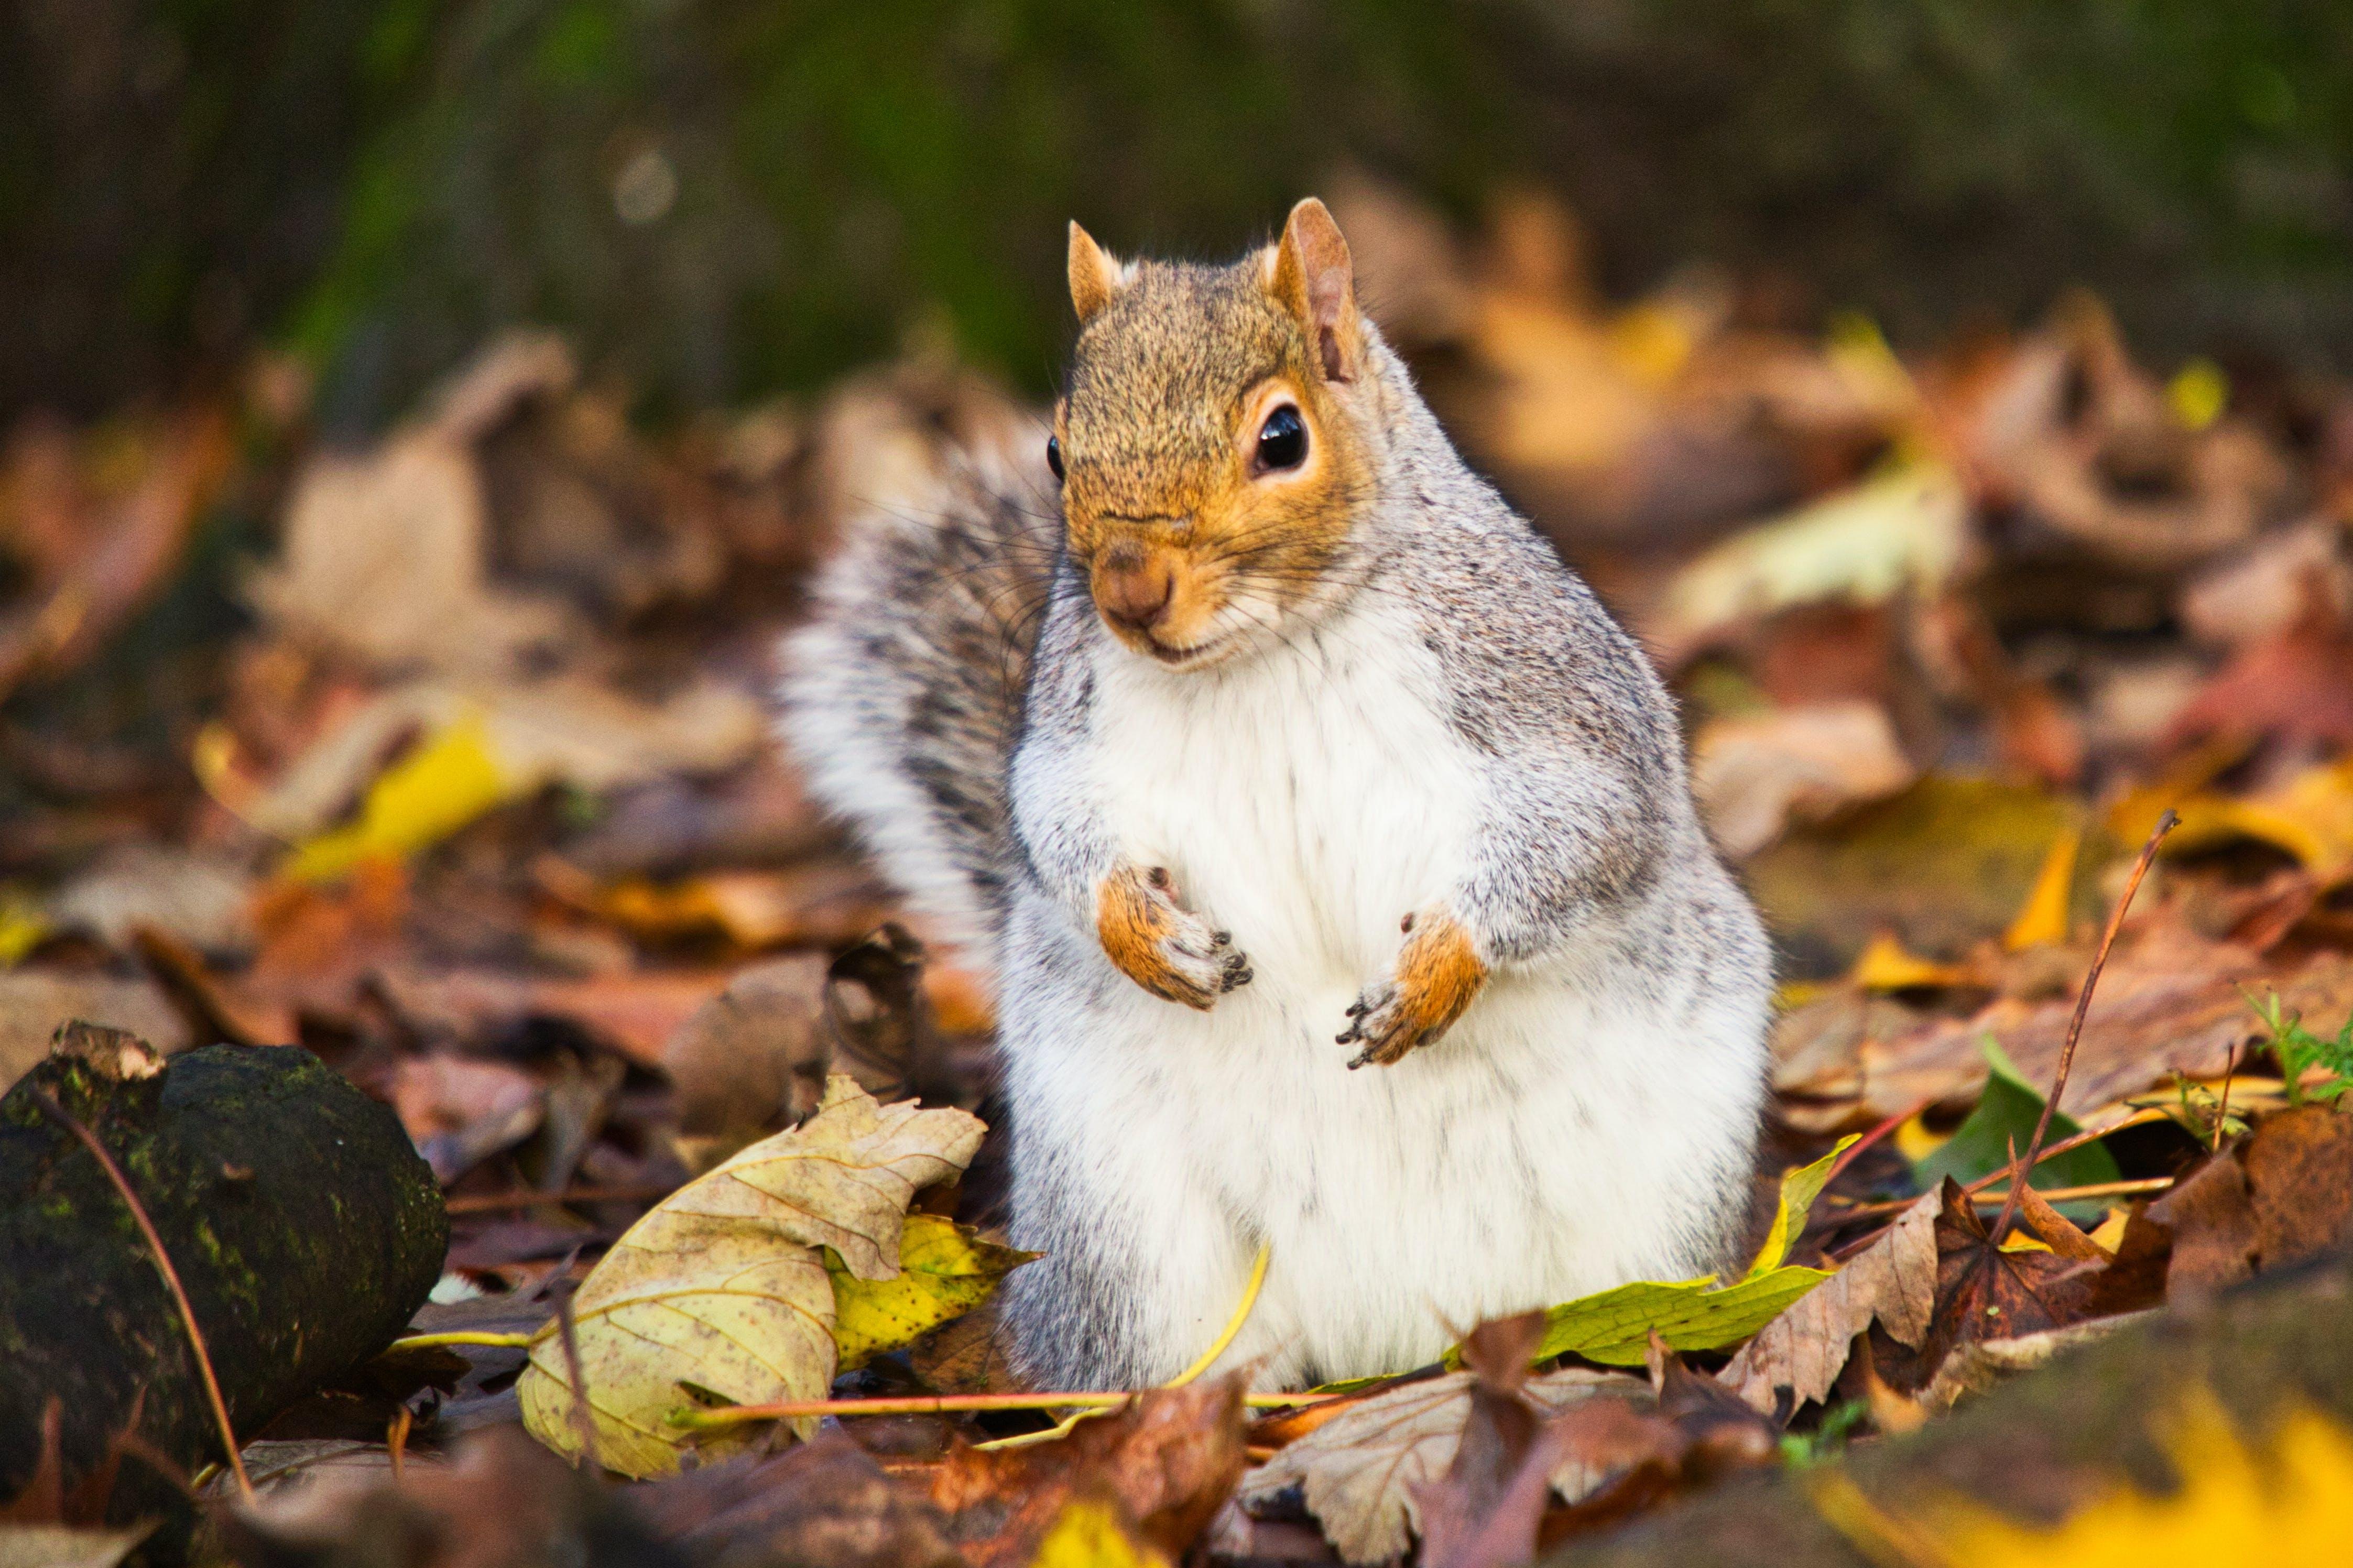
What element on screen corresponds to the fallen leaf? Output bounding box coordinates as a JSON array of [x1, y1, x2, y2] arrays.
[[1029, 1498, 1172, 1568], [1238, 1367, 1642, 1565], [286, 713, 510, 883], [1912, 1038, 2122, 1224], [1916, 1178, 2108, 1388], [2147, 1107, 2353, 1295], [1413, 1313, 1560, 1568], [1499, 1139, 1850, 1368], [1719, 1189, 1940, 1416], [1919, 1311, 2155, 1413], [661, 953, 832, 1140], [1745, 775, 2086, 981], [1692, 701, 1916, 858], [1649, 462, 1968, 660], [825, 1214, 1037, 1373], [929, 1377, 1245, 1568], [2163, 589, 2353, 759], [640, 1435, 963, 1568], [2003, 829, 2081, 951], [517, 1075, 984, 1476]]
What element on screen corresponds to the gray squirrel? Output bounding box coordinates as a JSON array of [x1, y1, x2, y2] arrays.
[[785, 199, 1770, 1391]]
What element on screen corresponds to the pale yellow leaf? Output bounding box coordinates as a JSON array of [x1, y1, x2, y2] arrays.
[[1652, 461, 1967, 656], [518, 1075, 984, 1477]]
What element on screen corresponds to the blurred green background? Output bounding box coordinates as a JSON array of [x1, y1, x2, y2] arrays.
[[6, 0, 2349, 431]]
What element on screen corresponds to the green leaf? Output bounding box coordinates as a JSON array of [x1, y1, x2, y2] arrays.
[[824, 1213, 1038, 1371], [1433, 1138, 1851, 1372], [1745, 1134, 1857, 1281], [1522, 1266, 1833, 1367], [1914, 1036, 2120, 1223]]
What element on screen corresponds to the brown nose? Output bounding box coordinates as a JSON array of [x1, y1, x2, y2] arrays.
[[1095, 559, 1175, 633]]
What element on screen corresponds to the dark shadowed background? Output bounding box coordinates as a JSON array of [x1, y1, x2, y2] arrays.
[[7, 0, 2350, 430]]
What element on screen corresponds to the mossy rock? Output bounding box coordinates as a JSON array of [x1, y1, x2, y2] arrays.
[[0, 1027, 446, 1563]]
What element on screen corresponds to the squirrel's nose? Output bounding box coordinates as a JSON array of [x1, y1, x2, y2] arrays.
[[1096, 560, 1175, 633]]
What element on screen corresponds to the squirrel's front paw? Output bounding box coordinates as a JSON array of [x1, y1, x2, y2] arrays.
[[1095, 864, 1251, 1010], [1338, 906, 1488, 1068]]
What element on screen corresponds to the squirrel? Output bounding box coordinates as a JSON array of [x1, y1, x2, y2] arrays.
[[784, 199, 1771, 1391]]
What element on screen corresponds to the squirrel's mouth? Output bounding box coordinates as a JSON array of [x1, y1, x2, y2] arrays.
[[1139, 631, 1225, 668]]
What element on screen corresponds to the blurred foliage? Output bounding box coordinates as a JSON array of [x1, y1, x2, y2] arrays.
[[3, 0, 2350, 428]]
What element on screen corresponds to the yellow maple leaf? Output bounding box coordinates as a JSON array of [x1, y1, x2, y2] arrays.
[[518, 1075, 985, 1477]]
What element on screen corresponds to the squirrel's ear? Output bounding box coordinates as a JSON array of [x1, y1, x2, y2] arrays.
[[1266, 197, 1362, 384], [1067, 222, 1130, 325]]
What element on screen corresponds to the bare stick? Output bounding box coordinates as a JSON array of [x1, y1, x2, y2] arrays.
[[672, 1387, 1335, 1431], [26, 1084, 255, 1501], [1987, 809, 2176, 1246]]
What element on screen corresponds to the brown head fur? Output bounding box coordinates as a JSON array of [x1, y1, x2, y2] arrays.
[[1055, 200, 1377, 668]]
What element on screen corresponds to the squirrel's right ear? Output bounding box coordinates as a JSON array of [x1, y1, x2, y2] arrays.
[[1067, 222, 1131, 325], [1265, 198, 1363, 384]]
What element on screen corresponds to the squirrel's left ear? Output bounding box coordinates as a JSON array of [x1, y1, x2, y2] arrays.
[[1265, 198, 1362, 384]]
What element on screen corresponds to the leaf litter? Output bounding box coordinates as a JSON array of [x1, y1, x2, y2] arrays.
[[10, 181, 2353, 1565]]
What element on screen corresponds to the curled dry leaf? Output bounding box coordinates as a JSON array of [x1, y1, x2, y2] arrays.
[[1719, 1188, 1941, 1417], [517, 1075, 984, 1477], [929, 1377, 1246, 1568], [2147, 1106, 2353, 1295], [1238, 1366, 1642, 1565]]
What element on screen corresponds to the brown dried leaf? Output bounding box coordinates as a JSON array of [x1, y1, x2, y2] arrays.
[[642, 1436, 962, 1568], [1237, 1366, 1642, 1564], [2149, 1107, 2353, 1295], [1718, 1189, 1940, 1415], [927, 1377, 1245, 1568]]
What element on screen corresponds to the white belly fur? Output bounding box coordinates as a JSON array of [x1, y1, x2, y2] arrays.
[[1000, 598, 1760, 1386]]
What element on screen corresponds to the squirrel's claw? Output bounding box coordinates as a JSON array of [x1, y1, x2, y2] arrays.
[[1339, 908, 1490, 1069], [1096, 864, 1252, 1009]]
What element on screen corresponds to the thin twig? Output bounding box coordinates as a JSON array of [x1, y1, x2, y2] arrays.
[[2213, 1044, 2239, 1155], [1825, 1096, 1935, 1184], [27, 1084, 254, 1501], [672, 1387, 1334, 1431], [1987, 809, 2176, 1247], [443, 1184, 677, 1215], [1823, 1108, 2170, 1228]]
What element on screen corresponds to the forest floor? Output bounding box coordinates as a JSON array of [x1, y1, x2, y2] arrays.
[[6, 183, 2353, 1566]]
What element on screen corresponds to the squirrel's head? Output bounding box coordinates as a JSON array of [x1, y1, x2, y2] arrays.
[[1052, 198, 1378, 670]]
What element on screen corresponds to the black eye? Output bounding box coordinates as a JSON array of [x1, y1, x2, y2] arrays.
[[1046, 434, 1064, 483], [1256, 405, 1307, 472]]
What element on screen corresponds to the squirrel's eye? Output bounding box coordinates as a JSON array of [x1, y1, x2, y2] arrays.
[[1046, 434, 1065, 483], [1256, 405, 1307, 473]]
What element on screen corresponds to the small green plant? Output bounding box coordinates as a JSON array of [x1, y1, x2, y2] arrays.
[[1778, 1399, 1869, 1468], [2250, 991, 2353, 1108], [2173, 1071, 2250, 1146]]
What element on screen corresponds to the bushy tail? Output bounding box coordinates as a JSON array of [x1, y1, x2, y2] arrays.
[[781, 460, 1061, 962]]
